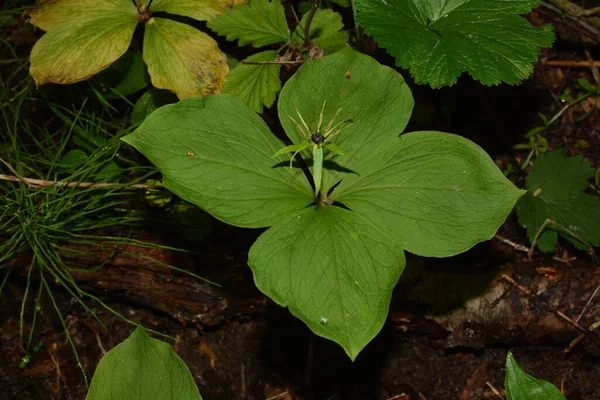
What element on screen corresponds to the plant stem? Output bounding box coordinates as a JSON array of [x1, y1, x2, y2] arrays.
[[350, 0, 362, 50], [303, 0, 320, 46]]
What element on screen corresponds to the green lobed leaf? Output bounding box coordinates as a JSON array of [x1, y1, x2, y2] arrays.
[[29, 12, 138, 86], [222, 50, 282, 113], [207, 0, 290, 47], [143, 17, 228, 99], [505, 352, 566, 400], [29, 0, 138, 31], [248, 206, 405, 360], [516, 150, 600, 253], [86, 326, 202, 400], [355, 0, 555, 87], [335, 131, 525, 257], [293, 9, 349, 54], [122, 94, 313, 228], [278, 46, 414, 194]]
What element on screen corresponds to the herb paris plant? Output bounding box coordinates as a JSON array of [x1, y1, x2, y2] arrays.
[[123, 47, 524, 358]]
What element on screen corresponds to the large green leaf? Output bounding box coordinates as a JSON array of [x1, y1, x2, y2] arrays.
[[248, 206, 405, 360], [149, 0, 245, 21], [86, 326, 202, 400], [222, 50, 281, 113], [30, 0, 137, 31], [278, 46, 414, 194], [335, 131, 525, 257], [143, 17, 228, 99], [207, 0, 290, 47], [516, 150, 600, 253], [292, 9, 349, 54], [355, 0, 555, 87], [122, 94, 313, 228], [29, 13, 138, 86], [505, 352, 566, 400]]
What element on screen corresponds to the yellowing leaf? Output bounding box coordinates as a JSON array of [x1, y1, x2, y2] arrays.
[[149, 0, 247, 22], [29, 15, 138, 86], [143, 17, 228, 99], [30, 0, 137, 31]]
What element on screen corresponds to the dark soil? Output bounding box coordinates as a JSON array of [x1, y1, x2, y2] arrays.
[[2, 2, 600, 400]]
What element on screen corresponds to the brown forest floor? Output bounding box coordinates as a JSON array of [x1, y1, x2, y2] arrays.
[[2, 2, 600, 400]]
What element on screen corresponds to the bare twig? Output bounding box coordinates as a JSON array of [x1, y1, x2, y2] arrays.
[[0, 157, 28, 185], [576, 284, 600, 322], [385, 395, 408, 400], [552, 255, 578, 264], [541, 59, 600, 68], [560, 369, 572, 394], [556, 310, 587, 333], [494, 236, 577, 265], [290, 3, 301, 27], [0, 173, 162, 190], [485, 381, 505, 399], [502, 274, 533, 296], [95, 331, 107, 356], [588, 320, 600, 332], [1, 157, 162, 190], [494, 235, 530, 253], [565, 332, 586, 353], [265, 392, 290, 400]]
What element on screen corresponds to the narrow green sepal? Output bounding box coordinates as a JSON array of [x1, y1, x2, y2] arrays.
[[271, 140, 310, 158], [272, 141, 311, 158], [324, 142, 352, 157]]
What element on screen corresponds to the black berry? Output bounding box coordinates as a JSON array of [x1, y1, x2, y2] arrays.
[[311, 132, 324, 144]]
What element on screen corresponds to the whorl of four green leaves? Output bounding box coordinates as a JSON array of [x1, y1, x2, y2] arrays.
[[124, 48, 524, 358]]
